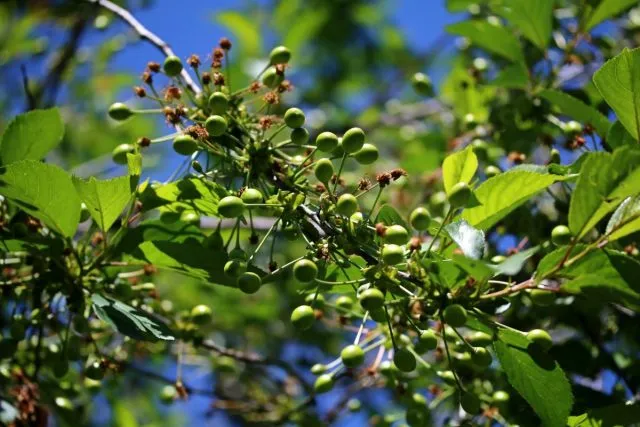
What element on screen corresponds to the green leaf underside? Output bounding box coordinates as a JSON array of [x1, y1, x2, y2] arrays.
[[585, 0, 640, 31], [73, 176, 132, 231], [496, 0, 554, 51], [91, 293, 174, 342], [491, 246, 539, 276], [446, 20, 524, 62], [461, 169, 569, 230], [442, 146, 478, 195], [494, 328, 573, 427], [539, 89, 611, 136], [0, 108, 64, 165], [0, 160, 80, 237], [567, 402, 640, 427], [605, 195, 640, 241], [444, 220, 485, 260]]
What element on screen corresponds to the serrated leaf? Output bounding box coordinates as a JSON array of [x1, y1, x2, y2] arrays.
[[91, 293, 174, 342], [446, 20, 524, 62], [491, 246, 539, 276], [139, 177, 228, 216], [605, 195, 640, 241], [0, 108, 64, 165], [73, 176, 132, 231], [444, 220, 485, 260], [0, 160, 80, 237], [491, 62, 529, 89], [593, 47, 640, 140], [606, 120, 637, 151], [376, 204, 409, 230], [569, 147, 640, 238], [584, 0, 639, 31], [442, 146, 478, 195], [495, 0, 554, 51], [567, 402, 640, 427], [494, 328, 573, 427], [540, 89, 611, 136], [462, 169, 569, 230]]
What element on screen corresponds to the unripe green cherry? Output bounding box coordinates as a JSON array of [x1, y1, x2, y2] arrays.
[[310, 363, 326, 375], [205, 115, 227, 136], [443, 304, 467, 327], [438, 370, 456, 385], [448, 182, 472, 208], [191, 304, 213, 325], [417, 330, 438, 351], [237, 272, 261, 294], [384, 225, 410, 245], [336, 295, 354, 309], [530, 289, 555, 306], [55, 396, 74, 411], [348, 398, 362, 412], [341, 344, 365, 368], [410, 207, 431, 231], [393, 348, 416, 372], [336, 194, 359, 216], [108, 102, 133, 121], [291, 305, 315, 330], [491, 255, 506, 264], [467, 331, 492, 347], [262, 67, 284, 88], [464, 113, 478, 129], [471, 347, 492, 368], [180, 211, 200, 225], [411, 72, 433, 97], [218, 196, 244, 218], [224, 259, 246, 278], [359, 288, 385, 311], [79, 203, 91, 223], [565, 120, 583, 134], [293, 259, 318, 284], [314, 158, 334, 184], [284, 108, 305, 128], [241, 188, 263, 205], [314, 374, 334, 393], [484, 165, 501, 177], [429, 191, 447, 212], [291, 127, 309, 145], [112, 143, 135, 165], [163, 55, 183, 76], [549, 148, 561, 164], [341, 127, 366, 154], [84, 360, 104, 380], [353, 143, 378, 164], [460, 392, 481, 414], [305, 293, 324, 308], [382, 244, 405, 265], [269, 45, 291, 65], [527, 329, 553, 351], [471, 138, 488, 159], [492, 390, 510, 404], [208, 91, 229, 114], [551, 225, 572, 246], [160, 385, 177, 404], [173, 135, 198, 156], [229, 247, 248, 261], [316, 131, 339, 152]]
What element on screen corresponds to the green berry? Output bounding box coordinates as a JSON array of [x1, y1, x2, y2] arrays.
[[293, 259, 318, 284], [429, 191, 447, 212], [55, 397, 74, 411], [438, 370, 456, 385], [382, 244, 405, 265], [353, 143, 379, 164], [314, 374, 334, 393], [491, 255, 506, 264], [467, 331, 492, 347], [112, 143, 135, 165], [410, 207, 431, 231], [485, 165, 501, 177], [237, 272, 262, 294], [172, 135, 198, 156], [314, 158, 334, 184], [384, 224, 410, 245], [269, 45, 291, 65], [316, 131, 339, 152], [341, 127, 365, 154], [359, 288, 385, 311], [218, 196, 244, 218], [108, 102, 133, 121], [262, 67, 284, 88], [492, 390, 510, 404], [205, 115, 227, 136], [163, 55, 183, 76], [208, 91, 229, 114], [241, 188, 263, 205], [348, 398, 362, 412], [336, 194, 359, 216], [443, 304, 467, 327], [291, 305, 315, 330], [310, 363, 326, 375], [530, 289, 555, 306], [229, 248, 248, 261], [411, 72, 433, 97], [336, 295, 354, 309], [448, 182, 472, 208], [417, 330, 438, 351], [191, 305, 213, 325], [80, 203, 91, 223], [224, 259, 246, 278], [305, 293, 324, 308], [394, 348, 416, 372], [471, 138, 488, 159], [551, 225, 572, 246], [527, 329, 553, 351], [180, 211, 200, 225], [460, 392, 481, 414], [291, 127, 309, 145], [549, 148, 561, 164], [464, 113, 478, 129], [471, 347, 492, 368], [84, 360, 104, 380], [565, 120, 583, 134], [341, 344, 365, 368], [160, 385, 177, 404], [284, 108, 305, 128]]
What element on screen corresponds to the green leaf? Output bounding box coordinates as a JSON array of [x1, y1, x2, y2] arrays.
[[605, 195, 640, 241], [446, 20, 524, 62], [376, 205, 409, 230], [91, 293, 175, 342], [447, 0, 486, 12], [0, 108, 64, 165], [139, 178, 227, 216], [593, 47, 640, 140], [444, 220, 485, 260], [0, 160, 80, 237], [494, 328, 573, 427], [462, 169, 569, 230], [452, 254, 494, 284], [567, 402, 640, 427], [606, 120, 637, 151], [568, 147, 640, 238], [73, 176, 132, 231], [442, 146, 478, 195], [496, 0, 554, 51], [491, 246, 540, 276], [126, 152, 142, 192], [491, 62, 529, 89], [215, 11, 260, 57], [539, 89, 611, 136], [584, 0, 639, 31]]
